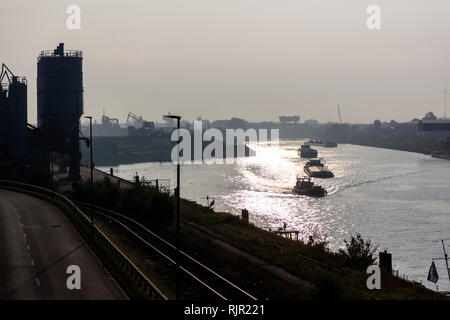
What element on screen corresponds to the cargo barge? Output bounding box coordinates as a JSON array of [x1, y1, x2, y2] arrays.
[[298, 144, 318, 158], [292, 176, 327, 197], [304, 158, 334, 178]]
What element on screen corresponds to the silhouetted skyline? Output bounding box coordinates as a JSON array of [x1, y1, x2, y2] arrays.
[[2, 0, 450, 124]]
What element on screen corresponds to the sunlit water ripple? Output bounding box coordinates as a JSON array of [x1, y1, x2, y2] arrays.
[[99, 141, 450, 292]]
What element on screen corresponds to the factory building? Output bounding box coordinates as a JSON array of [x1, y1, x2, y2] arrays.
[[279, 116, 300, 124], [417, 120, 450, 137], [0, 43, 84, 181]]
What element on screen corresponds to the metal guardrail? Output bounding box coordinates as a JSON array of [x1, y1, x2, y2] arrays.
[[0, 179, 167, 300]]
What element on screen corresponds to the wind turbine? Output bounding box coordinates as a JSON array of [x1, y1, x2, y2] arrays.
[[442, 81, 448, 119], [337, 105, 343, 124]]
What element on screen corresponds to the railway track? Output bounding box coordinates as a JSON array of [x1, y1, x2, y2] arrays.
[[74, 201, 257, 301]]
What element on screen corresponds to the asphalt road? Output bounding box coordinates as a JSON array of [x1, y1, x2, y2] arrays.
[[0, 189, 127, 300]]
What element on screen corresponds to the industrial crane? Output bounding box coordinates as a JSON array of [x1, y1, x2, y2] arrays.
[[126, 112, 144, 127], [101, 114, 119, 127], [101, 109, 120, 127], [0, 63, 23, 85]]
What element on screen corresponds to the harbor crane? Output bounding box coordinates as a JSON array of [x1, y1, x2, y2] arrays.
[[101, 109, 120, 127], [0, 63, 13, 83], [126, 112, 144, 127], [0, 63, 23, 84], [102, 115, 119, 127]]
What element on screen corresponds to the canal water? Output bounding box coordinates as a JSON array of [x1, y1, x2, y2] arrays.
[[99, 141, 450, 292]]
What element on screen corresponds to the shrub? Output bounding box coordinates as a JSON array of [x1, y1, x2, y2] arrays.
[[338, 233, 377, 272], [307, 232, 329, 252], [72, 177, 174, 223]]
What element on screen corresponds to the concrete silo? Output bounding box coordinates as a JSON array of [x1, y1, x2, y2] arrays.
[[8, 76, 28, 159], [37, 43, 83, 180], [0, 64, 28, 162], [0, 84, 8, 159]]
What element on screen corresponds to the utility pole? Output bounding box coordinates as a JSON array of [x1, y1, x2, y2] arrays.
[[432, 239, 450, 289], [442, 240, 450, 286], [164, 114, 181, 300], [50, 148, 54, 199]]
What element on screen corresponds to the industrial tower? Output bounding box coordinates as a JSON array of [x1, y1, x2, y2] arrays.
[[0, 64, 28, 162], [37, 43, 84, 180]]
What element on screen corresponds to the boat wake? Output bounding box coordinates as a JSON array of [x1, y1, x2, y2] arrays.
[[337, 169, 430, 192]]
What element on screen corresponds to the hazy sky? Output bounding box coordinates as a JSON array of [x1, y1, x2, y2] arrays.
[[1, 0, 450, 124]]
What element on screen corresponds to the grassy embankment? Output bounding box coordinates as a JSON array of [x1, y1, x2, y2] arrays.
[[70, 177, 448, 300], [176, 200, 446, 300]]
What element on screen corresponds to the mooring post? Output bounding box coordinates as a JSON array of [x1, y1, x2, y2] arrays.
[[241, 209, 249, 224], [379, 250, 392, 274]]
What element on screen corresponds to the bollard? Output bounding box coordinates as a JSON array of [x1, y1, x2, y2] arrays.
[[379, 250, 392, 273], [241, 209, 249, 225]]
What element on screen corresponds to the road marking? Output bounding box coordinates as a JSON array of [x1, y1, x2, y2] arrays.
[[35, 278, 41, 287], [31, 259, 35, 266], [27, 244, 31, 251]]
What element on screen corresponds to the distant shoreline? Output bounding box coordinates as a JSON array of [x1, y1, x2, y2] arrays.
[[301, 135, 446, 157]]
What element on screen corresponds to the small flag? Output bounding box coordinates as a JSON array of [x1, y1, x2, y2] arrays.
[[427, 261, 439, 283]]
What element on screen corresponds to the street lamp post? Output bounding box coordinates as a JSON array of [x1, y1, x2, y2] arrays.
[[50, 148, 54, 199], [84, 116, 94, 230], [164, 114, 181, 300]]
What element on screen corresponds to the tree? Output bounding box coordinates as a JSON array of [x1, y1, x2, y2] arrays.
[[423, 112, 437, 120], [228, 117, 248, 129], [373, 120, 382, 130], [338, 234, 378, 271]]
